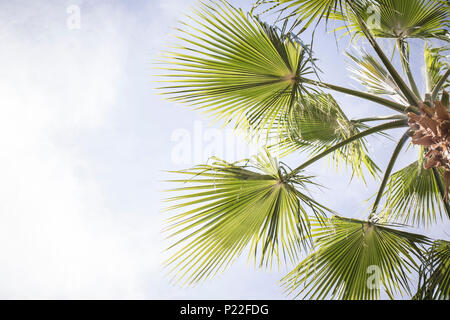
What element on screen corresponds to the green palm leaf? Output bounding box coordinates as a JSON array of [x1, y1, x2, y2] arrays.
[[347, 52, 407, 104], [334, 0, 449, 40], [414, 240, 450, 300], [282, 216, 429, 299], [157, 0, 315, 133], [268, 93, 380, 179], [424, 43, 450, 93], [164, 151, 330, 285], [380, 151, 445, 227], [278, 0, 347, 29], [265, 0, 368, 32]]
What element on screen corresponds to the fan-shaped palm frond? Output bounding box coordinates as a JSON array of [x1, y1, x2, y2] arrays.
[[380, 152, 445, 227], [425, 43, 450, 93], [347, 52, 407, 104], [164, 151, 330, 285], [414, 240, 450, 300], [334, 0, 449, 41], [277, 0, 347, 29], [157, 0, 315, 133], [265, 0, 369, 32], [267, 93, 380, 179], [282, 216, 430, 299]]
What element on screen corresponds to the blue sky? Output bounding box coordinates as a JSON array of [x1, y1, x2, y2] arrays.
[[0, 0, 447, 299]]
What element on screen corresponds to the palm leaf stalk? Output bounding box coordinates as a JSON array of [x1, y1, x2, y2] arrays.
[[353, 114, 407, 123], [157, 0, 450, 299], [370, 131, 411, 219], [299, 77, 411, 113], [396, 38, 421, 99]]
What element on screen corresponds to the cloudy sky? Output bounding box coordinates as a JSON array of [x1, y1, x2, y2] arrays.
[[0, 0, 447, 299]]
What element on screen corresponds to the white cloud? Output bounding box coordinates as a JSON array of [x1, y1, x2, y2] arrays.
[[0, 1, 158, 299]]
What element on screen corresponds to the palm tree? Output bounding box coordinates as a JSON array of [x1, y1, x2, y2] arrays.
[[157, 0, 449, 299]]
